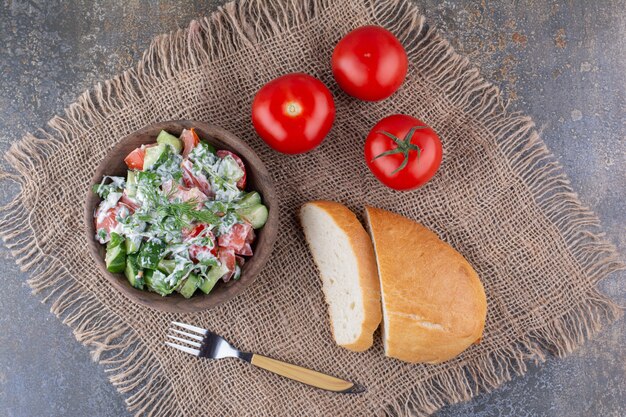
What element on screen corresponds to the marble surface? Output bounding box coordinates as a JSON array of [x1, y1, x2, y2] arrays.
[[0, 1, 624, 416]]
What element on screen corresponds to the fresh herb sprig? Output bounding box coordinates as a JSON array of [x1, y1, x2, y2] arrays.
[[157, 200, 220, 229], [92, 182, 122, 199]]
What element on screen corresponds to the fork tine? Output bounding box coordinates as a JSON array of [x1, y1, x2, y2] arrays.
[[167, 335, 202, 348], [171, 321, 208, 335], [165, 342, 201, 356], [169, 328, 204, 341]]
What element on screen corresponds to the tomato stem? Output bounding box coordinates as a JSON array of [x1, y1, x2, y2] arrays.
[[284, 101, 302, 117], [372, 126, 427, 174]]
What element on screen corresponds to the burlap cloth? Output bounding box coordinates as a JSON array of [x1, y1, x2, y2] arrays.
[[1, 0, 623, 416]]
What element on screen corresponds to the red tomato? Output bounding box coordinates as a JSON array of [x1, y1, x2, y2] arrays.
[[236, 225, 255, 256], [181, 160, 212, 196], [218, 222, 252, 253], [169, 185, 208, 208], [332, 26, 408, 101], [94, 203, 130, 238], [364, 114, 442, 191], [245, 227, 255, 243], [95, 208, 118, 235], [189, 246, 214, 263], [218, 247, 236, 281], [183, 224, 218, 263], [252, 73, 335, 154], [237, 243, 253, 257], [181, 161, 195, 188], [183, 224, 208, 239], [124, 147, 145, 170], [119, 192, 140, 212], [216, 150, 247, 189], [181, 128, 200, 158]]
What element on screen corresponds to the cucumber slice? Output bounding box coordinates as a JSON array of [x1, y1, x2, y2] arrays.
[[199, 265, 228, 294], [126, 170, 138, 198], [143, 143, 167, 171], [178, 274, 201, 298], [156, 130, 182, 153], [105, 233, 126, 273], [125, 236, 142, 254], [157, 259, 176, 275], [144, 269, 176, 296], [238, 191, 261, 208], [236, 204, 268, 229], [143, 269, 155, 288], [108, 231, 125, 247], [124, 254, 144, 289]]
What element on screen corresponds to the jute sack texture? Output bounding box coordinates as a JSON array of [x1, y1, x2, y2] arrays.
[[1, 0, 623, 416]]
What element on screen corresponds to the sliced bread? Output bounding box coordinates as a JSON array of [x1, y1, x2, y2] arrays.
[[300, 201, 382, 352], [365, 206, 487, 364]]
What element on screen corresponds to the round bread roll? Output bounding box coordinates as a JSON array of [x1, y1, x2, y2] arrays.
[[365, 206, 487, 364]]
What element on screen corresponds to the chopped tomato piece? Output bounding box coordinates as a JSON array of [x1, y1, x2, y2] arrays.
[[181, 128, 200, 158], [245, 226, 255, 243], [216, 150, 247, 189], [236, 227, 255, 256], [218, 247, 236, 281], [183, 224, 218, 263], [181, 164, 193, 188], [94, 203, 130, 239], [190, 128, 200, 143], [124, 147, 145, 170], [237, 243, 253, 256], [183, 224, 207, 239], [95, 207, 118, 235], [169, 185, 207, 208], [181, 160, 212, 196], [218, 222, 252, 252], [120, 192, 140, 212], [189, 246, 216, 263]]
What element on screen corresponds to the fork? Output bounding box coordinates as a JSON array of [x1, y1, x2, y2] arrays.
[[166, 321, 365, 393]]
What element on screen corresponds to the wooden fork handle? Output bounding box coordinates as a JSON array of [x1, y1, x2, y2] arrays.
[[250, 354, 364, 393]]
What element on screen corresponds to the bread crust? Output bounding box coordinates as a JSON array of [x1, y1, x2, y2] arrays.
[[365, 206, 487, 363], [300, 201, 382, 352]]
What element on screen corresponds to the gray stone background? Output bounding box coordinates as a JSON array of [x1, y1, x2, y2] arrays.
[[0, 0, 624, 416]]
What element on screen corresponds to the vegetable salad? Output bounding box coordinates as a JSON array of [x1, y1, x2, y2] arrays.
[[93, 128, 268, 298]]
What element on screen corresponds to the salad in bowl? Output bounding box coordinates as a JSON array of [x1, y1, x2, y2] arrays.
[[92, 128, 269, 299]]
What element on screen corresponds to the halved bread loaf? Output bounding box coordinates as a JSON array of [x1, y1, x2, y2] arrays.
[[300, 201, 382, 352], [365, 206, 487, 364]]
